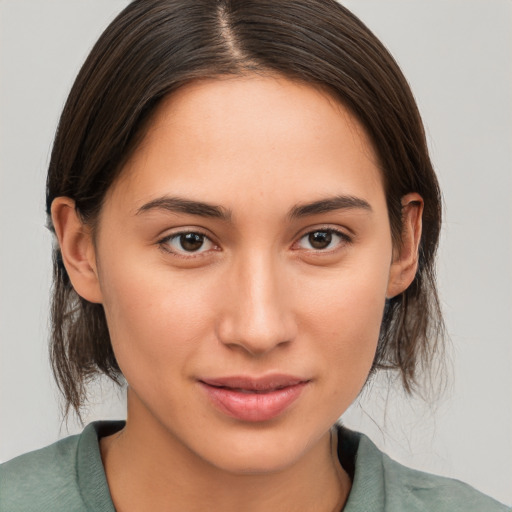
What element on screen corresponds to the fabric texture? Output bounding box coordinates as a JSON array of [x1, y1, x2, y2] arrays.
[[0, 421, 509, 511]]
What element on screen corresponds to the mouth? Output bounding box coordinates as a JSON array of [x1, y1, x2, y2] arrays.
[[198, 375, 310, 422]]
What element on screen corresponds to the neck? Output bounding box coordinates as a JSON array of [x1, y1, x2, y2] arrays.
[[101, 392, 351, 512]]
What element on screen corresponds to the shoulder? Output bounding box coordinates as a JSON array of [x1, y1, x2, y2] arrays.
[[339, 428, 510, 512], [0, 421, 122, 512], [378, 449, 510, 512], [0, 433, 84, 512]]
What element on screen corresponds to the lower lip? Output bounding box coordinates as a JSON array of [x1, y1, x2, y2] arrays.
[[199, 381, 309, 422]]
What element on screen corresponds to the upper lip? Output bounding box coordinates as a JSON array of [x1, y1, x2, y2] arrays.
[[199, 374, 310, 392]]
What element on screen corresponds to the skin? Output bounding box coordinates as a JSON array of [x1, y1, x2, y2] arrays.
[[52, 75, 422, 512]]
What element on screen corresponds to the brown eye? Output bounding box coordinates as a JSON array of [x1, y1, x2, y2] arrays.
[[179, 233, 204, 251], [308, 231, 332, 249], [296, 229, 348, 252], [162, 232, 214, 254]]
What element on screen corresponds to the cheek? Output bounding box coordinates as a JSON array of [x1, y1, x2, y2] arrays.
[[97, 254, 219, 383], [296, 251, 390, 387], [315, 283, 384, 362]]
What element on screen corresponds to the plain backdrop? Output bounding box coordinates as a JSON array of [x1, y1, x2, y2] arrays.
[[1, 0, 511, 506]]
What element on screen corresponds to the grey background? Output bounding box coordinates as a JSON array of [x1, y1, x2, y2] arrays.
[[1, 0, 511, 505]]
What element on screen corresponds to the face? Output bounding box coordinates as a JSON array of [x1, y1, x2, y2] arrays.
[[58, 75, 418, 474]]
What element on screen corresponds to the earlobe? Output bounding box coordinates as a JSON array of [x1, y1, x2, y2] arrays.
[[386, 193, 423, 299], [51, 197, 103, 303]]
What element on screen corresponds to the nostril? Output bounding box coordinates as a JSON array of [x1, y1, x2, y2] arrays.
[[214, 263, 297, 354]]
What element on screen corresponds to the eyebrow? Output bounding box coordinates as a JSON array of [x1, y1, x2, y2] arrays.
[[136, 194, 371, 221], [289, 195, 372, 219], [136, 196, 232, 220]]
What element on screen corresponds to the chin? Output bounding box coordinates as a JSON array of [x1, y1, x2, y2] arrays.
[[192, 421, 327, 475], [207, 445, 304, 475]]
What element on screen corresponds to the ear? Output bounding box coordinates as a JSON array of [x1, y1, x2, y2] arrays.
[[386, 193, 423, 299], [51, 197, 103, 303]]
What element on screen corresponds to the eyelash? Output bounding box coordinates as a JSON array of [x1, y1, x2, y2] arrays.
[[294, 227, 351, 253], [158, 230, 217, 258], [157, 227, 351, 258]]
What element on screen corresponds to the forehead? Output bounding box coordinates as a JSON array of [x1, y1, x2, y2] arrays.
[[108, 75, 385, 215]]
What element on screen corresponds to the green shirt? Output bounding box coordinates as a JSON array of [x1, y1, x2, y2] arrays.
[[0, 421, 509, 511]]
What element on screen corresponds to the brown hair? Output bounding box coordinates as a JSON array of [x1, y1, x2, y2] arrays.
[[46, 0, 444, 417]]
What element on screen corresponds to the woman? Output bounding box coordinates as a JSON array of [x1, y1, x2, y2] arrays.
[[0, 1, 509, 511]]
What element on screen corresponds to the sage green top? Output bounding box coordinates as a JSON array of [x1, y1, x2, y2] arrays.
[[0, 421, 509, 511]]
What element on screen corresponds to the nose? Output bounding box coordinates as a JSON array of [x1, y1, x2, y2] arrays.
[[216, 252, 297, 356]]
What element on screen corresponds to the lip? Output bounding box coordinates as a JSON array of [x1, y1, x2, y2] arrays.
[[199, 375, 310, 422]]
